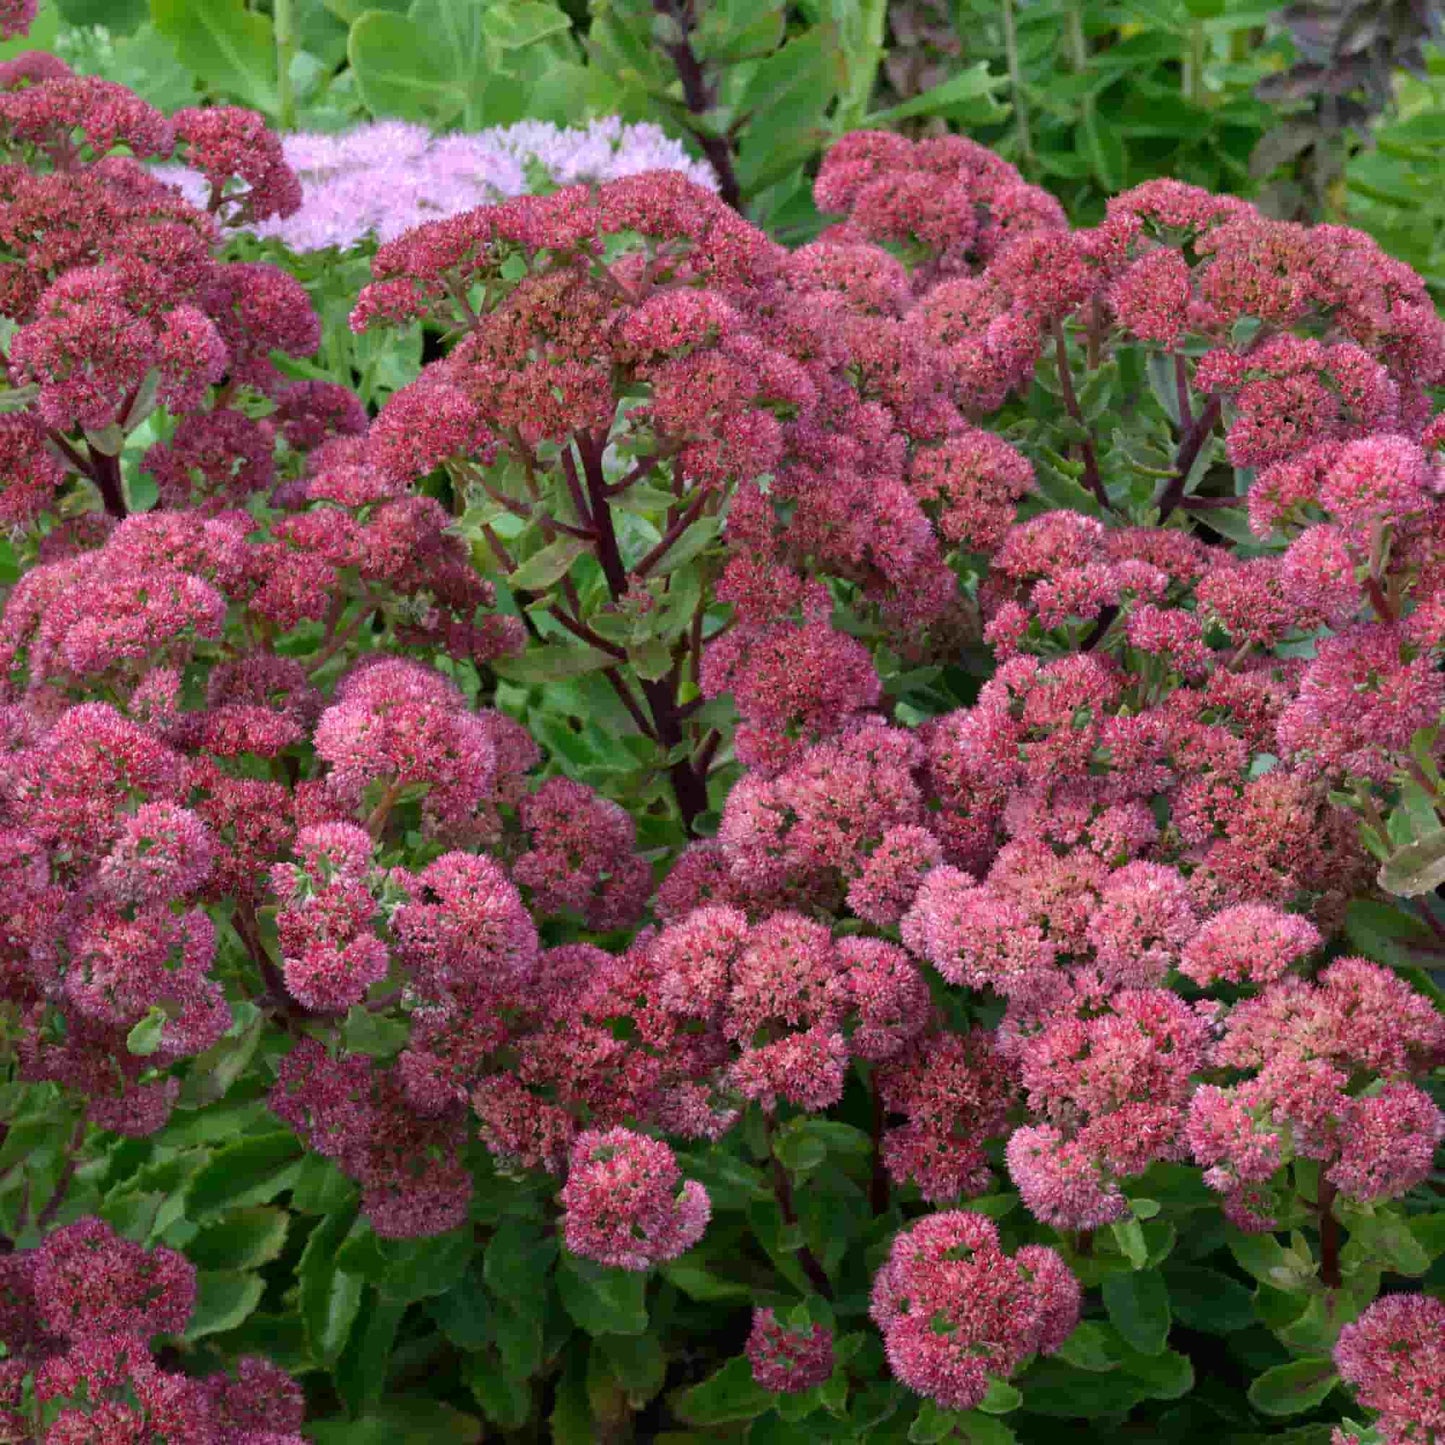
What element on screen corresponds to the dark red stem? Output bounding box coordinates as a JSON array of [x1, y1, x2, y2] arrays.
[[1156, 394, 1222, 521], [650, 0, 744, 211], [766, 1134, 834, 1299], [1051, 321, 1107, 509], [91, 449, 127, 518], [577, 431, 710, 831]]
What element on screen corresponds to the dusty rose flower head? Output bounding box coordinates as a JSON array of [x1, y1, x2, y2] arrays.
[[1085, 861, 1199, 987], [1005, 1124, 1129, 1230], [96, 801, 215, 905], [870, 1210, 1078, 1411], [1334, 1293, 1445, 1445], [559, 1127, 710, 1270], [31, 1216, 195, 1341], [514, 776, 651, 931], [877, 1030, 1016, 1201], [1328, 1082, 1444, 1203], [1178, 904, 1321, 987], [746, 1308, 835, 1394], [390, 850, 538, 1000]]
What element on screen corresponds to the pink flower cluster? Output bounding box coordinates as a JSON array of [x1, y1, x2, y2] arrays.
[[745, 1308, 835, 1393], [558, 1127, 710, 1270], [1187, 958, 1445, 1226], [870, 1210, 1078, 1411], [1334, 1293, 1445, 1445], [0, 1216, 307, 1443]]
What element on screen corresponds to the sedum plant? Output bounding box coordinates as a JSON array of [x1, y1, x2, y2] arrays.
[[0, 11, 1441, 1445]]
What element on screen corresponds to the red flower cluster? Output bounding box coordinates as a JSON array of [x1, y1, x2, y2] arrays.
[[0, 1217, 307, 1443]]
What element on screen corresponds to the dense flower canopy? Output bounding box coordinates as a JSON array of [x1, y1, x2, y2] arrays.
[[0, 3, 1440, 1432]]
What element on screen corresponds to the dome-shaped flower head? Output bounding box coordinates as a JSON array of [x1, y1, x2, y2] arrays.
[[1185, 1083, 1286, 1194], [746, 1308, 835, 1394], [33, 1333, 213, 1442], [389, 851, 538, 999], [9, 703, 183, 857], [901, 867, 1055, 999], [513, 776, 651, 931], [724, 911, 845, 1044], [728, 1025, 850, 1113], [1279, 525, 1361, 627], [203, 1355, 306, 1439], [1328, 1082, 1444, 1203], [1018, 988, 1210, 1123], [1219, 957, 1445, 1078], [272, 822, 375, 901], [559, 1127, 710, 1271], [870, 1210, 1078, 1411], [1318, 433, 1432, 529], [839, 936, 932, 1062], [1005, 1124, 1130, 1230], [97, 802, 215, 905], [0, 1, 36, 40], [313, 659, 498, 836], [1085, 861, 1199, 988], [650, 904, 750, 1017], [1276, 624, 1443, 781], [846, 824, 944, 929], [700, 621, 881, 776], [908, 429, 1035, 553], [0, 412, 65, 530], [1108, 248, 1192, 345], [1335, 1294, 1445, 1444], [877, 1030, 1016, 1202], [31, 1217, 195, 1341], [1178, 903, 1321, 988], [174, 105, 302, 223]]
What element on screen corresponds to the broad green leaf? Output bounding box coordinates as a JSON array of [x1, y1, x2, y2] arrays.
[[509, 535, 589, 591], [482, 1, 572, 49], [550, 1338, 594, 1444], [186, 1207, 288, 1271], [125, 1005, 168, 1057], [1343, 898, 1435, 969], [376, 1228, 477, 1302], [183, 1269, 264, 1340], [556, 1253, 649, 1335], [977, 1378, 1022, 1414], [61, 0, 148, 32], [1378, 827, 1445, 896], [599, 1331, 667, 1405], [308, 1399, 482, 1445], [660, 1258, 754, 1302], [491, 643, 617, 685], [672, 1356, 774, 1425], [465, 1349, 533, 1427], [175, 1009, 264, 1107], [299, 1208, 365, 1365], [866, 61, 1005, 124], [152, 0, 278, 115], [1162, 1264, 1256, 1334], [347, 11, 466, 125], [335, 1289, 406, 1416], [1055, 1320, 1119, 1372], [649, 514, 723, 577], [1247, 1358, 1339, 1417], [427, 1262, 491, 1349], [340, 1005, 410, 1059], [186, 1133, 304, 1217], [1013, 1358, 1150, 1417], [290, 1156, 358, 1216], [1102, 1268, 1171, 1355]]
